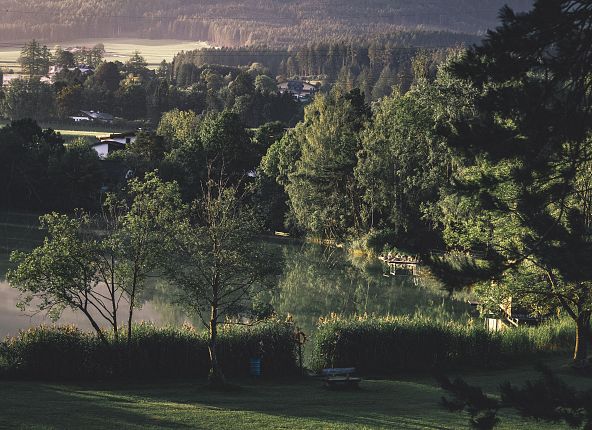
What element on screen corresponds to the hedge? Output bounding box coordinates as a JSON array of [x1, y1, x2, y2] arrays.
[[0, 320, 299, 380]]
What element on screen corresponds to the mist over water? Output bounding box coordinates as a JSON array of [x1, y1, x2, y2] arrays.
[[0, 240, 472, 339]]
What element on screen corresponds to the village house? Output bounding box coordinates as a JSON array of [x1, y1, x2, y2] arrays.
[[70, 110, 115, 123], [91, 131, 137, 159], [48, 65, 94, 76], [277, 80, 318, 102]]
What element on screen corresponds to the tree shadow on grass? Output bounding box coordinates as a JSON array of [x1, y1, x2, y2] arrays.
[[68, 378, 464, 430], [1, 376, 561, 430], [0, 383, 197, 430]]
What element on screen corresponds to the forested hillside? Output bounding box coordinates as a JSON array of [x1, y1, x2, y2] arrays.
[[0, 0, 532, 46], [173, 42, 453, 101]]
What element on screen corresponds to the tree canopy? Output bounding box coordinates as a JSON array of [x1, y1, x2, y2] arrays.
[[436, 0, 592, 365]]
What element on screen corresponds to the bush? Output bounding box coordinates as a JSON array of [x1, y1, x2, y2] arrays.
[[0, 320, 299, 380], [311, 315, 574, 375]]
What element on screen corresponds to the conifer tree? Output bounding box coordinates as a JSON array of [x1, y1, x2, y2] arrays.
[[438, 0, 592, 365]]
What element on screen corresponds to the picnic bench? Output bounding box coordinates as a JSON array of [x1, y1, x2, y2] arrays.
[[321, 367, 361, 389]]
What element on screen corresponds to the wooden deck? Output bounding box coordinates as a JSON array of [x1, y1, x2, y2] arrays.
[[379, 255, 421, 276]]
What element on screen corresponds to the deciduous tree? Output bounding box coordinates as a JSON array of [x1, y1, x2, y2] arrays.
[[165, 175, 279, 385]]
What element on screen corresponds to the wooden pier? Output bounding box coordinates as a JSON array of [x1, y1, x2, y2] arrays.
[[379, 254, 421, 276]]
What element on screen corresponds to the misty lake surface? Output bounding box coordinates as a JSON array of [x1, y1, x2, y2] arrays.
[[0, 212, 472, 340]]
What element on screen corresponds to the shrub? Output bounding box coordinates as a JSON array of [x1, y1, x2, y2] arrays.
[[311, 315, 574, 375], [0, 320, 299, 380]]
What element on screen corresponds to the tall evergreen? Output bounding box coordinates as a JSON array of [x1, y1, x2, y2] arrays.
[[18, 40, 51, 79], [438, 0, 592, 365]]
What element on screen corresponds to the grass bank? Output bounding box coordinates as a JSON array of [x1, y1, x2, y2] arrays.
[[0, 358, 587, 429]]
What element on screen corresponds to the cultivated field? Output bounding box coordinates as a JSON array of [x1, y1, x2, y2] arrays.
[[0, 48, 19, 73], [0, 38, 211, 72], [0, 120, 116, 142]]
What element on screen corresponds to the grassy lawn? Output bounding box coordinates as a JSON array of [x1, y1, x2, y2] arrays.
[[54, 129, 105, 143], [0, 359, 588, 429]]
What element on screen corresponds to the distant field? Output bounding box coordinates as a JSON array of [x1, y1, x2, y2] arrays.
[[55, 130, 108, 136], [0, 38, 211, 72], [55, 130, 105, 142], [0, 120, 115, 142], [0, 49, 20, 72]]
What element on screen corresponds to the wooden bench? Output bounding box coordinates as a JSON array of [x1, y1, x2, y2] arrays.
[[321, 367, 361, 389]]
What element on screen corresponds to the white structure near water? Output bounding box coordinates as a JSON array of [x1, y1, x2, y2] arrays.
[[91, 132, 136, 159]]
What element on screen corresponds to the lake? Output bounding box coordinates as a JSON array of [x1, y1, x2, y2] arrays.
[[0, 212, 473, 341]]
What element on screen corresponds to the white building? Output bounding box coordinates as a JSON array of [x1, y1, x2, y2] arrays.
[[91, 132, 137, 159], [49, 65, 94, 76], [69, 110, 115, 124]]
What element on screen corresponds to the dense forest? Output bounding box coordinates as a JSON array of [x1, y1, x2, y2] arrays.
[[0, 0, 532, 46], [173, 41, 454, 101]]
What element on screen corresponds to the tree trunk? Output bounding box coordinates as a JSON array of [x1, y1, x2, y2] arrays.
[[81, 308, 109, 346], [127, 292, 135, 345], [112, 256, 118, 341], [208, 303, 225, 386], [573, 312, 590, 367]]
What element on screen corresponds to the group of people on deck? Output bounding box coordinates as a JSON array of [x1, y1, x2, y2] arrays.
[[385, 253, 419, 263]]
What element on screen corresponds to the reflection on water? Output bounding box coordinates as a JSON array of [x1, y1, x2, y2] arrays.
[[0, 239, 472, 339], [271, 241, 472, 339]]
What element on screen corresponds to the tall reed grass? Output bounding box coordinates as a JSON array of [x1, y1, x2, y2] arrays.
[[311, 315, 574, 374]]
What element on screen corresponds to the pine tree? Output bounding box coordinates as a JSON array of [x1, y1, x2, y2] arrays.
[[438, 0, 592, 366], [18, 40, 51, 79]]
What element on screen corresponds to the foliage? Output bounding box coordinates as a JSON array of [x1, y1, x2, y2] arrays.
[[356, 67, 476, 250], [164, 175, 281, 383], [52, 46, 75, 68], [156, 108, 199, 149], [263, 90, 369, 239], [8, 213, 112, 342], [439, 375, 500, 429], [0, 321, 298, 380], [125, 51, 149, 78], [439, 363, 592, 429], [56, 85, 84, 118], [158, 109, 260, 200], [92, 61, 121, 92], [119, 130, 168, 174], [175, 43, 457, 102], [7, 172, 185, 344], [18, 40, 50, 79], [48, 138, 104, 210], [1, 78, 55, 120], [435, 0, 592, 365], [4, 39, 303, 126], [311, 315, 573, 374], [0, 119, 102, 212]]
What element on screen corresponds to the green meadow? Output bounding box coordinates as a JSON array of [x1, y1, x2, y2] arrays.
[[0, 359, 587, 430]]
